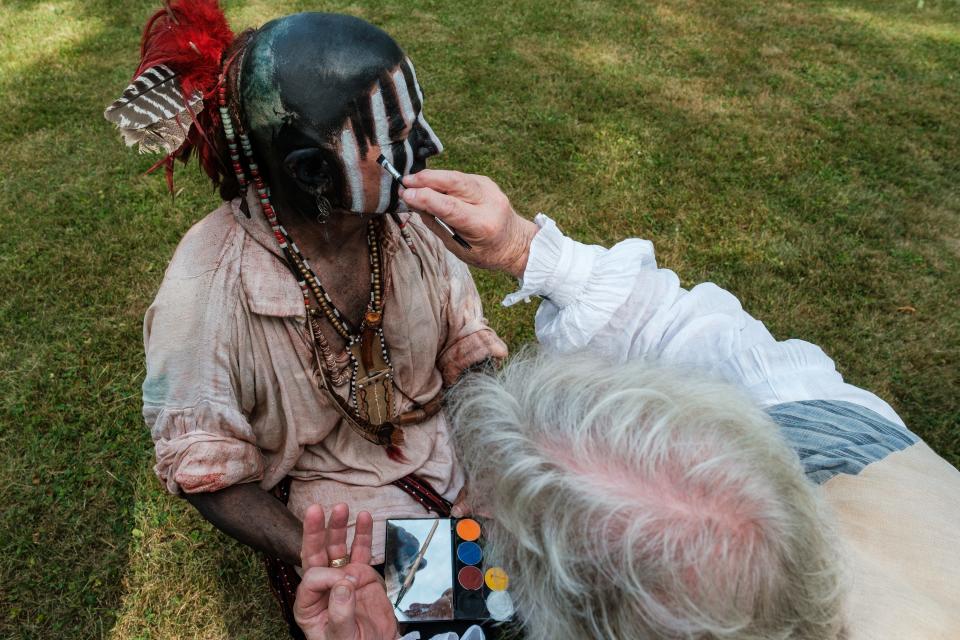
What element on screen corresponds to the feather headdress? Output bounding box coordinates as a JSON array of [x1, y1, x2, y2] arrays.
[[104, 0, 234, 189]]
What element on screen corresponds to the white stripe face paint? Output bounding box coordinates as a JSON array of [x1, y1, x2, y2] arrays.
[[402, 139, 415, 176], [391, 68, 417, 125], [339, 126, 365, 212], [325, 59, 444, 215], [370, 86, 394, 213], [370, 86, 392, 147], [405, 57, 420, 93], [404, 58, 444, 155]]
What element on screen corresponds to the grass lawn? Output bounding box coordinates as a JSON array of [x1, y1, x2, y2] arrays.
[[1, 0, 957, 637]]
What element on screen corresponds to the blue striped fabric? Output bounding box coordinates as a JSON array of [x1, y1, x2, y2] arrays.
[[766, 400, 918, 485]]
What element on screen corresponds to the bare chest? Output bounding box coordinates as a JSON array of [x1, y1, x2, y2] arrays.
[[300, 246, 374, 352]]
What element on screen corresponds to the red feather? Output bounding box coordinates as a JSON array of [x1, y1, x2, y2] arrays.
[[134, 0, 235, 193], [136, 0, 233, 96]]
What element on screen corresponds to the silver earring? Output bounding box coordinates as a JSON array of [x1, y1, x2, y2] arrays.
[[315, 191, 331, 224]]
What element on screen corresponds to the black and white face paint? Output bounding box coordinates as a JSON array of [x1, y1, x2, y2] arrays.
[[333, 57, 444, 215]]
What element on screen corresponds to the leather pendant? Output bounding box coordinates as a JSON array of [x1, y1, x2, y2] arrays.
[[350, 310, 395, 428]]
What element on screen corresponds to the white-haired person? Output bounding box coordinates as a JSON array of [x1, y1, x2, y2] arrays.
[[290, 170, 960, 640]]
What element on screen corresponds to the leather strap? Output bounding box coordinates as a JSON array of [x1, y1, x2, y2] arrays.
[[395, 395, 443, 425], [391, 473, 453, 516]]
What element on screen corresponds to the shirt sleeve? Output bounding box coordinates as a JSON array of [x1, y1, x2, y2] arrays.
[[399, 625, 485, 640], [504, 214, 904, 425], [436, 248, 509, 386], [142, 218, 265, 495]]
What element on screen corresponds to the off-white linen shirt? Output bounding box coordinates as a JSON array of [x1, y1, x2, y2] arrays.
[[142, 191, 506, 561]]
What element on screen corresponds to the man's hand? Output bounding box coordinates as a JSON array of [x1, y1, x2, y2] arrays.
[[450, 484, 492, 519], [400, 170, 539, 279], [451, 485, 470, 518], [294, 503, 398, 640]]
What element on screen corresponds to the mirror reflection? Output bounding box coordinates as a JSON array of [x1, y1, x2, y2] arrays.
[[385, 518, 454, 621]]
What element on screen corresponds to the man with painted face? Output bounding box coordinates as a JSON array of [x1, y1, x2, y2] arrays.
[[106, 3, 506, 635]]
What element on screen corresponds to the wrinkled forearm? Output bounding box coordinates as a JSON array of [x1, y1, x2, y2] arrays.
[[185, 482, 302, 565]]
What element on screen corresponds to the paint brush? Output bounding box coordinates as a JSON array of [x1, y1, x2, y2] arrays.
[[393, 518, 441, 610], [377, 155, 472, 250]]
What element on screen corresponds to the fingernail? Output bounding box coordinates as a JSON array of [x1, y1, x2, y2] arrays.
[[333, 585, 351, 603], [346, 574, 358, 583]]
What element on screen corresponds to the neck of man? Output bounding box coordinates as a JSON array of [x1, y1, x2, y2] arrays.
[[275, 203, 373, 262], [275, 205, 377, 331]]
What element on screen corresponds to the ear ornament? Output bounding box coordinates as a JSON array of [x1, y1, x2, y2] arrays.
[[315, 190, 332, 224]]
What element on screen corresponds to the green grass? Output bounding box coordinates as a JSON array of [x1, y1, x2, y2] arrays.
[[1, 0, 957, 637]]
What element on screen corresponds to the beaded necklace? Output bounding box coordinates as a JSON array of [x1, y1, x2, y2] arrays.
[[217, 83, 399, 446]]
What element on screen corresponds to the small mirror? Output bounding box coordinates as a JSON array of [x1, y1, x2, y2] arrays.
[[384, 518, 454, 621]]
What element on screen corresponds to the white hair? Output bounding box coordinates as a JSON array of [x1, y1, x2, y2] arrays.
[[449, 349, 846, 640]]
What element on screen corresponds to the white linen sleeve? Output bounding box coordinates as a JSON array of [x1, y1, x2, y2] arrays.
[[399, 625, 485, 640], [503, 214, 904, 425]]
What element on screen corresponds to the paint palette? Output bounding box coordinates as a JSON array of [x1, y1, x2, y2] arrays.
[[384, 518, 515, 623]]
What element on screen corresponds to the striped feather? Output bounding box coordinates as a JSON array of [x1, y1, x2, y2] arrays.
[[104, 64, 188, 129], [120, 108, 196, 155], [115, 95, 203, 155], [105, 64, 203, 154]]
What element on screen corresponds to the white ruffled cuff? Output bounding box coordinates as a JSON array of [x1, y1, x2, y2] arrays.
[[399, 624, 485, 640], [502, 214, 598, 308]]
